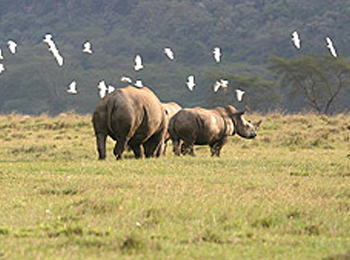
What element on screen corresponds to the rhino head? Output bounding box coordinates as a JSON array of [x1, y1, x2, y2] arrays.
[[225, 106, 262, 139]]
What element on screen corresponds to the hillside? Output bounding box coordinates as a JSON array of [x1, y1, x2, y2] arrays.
[[1, 0, 350, 114]]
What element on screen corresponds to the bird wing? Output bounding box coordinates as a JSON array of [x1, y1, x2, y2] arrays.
[[213, 81, 221, 92], [326, 37, 333, 46]]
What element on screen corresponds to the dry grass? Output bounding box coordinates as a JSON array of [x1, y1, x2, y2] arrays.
[[0, 112, 350, 259]]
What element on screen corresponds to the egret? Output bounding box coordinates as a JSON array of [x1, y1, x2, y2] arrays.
[[82, 41, 93, 54], [134, 54, 143, 71], [43, 34, 64, 66], [121, 76, 132, 83], [213, 79, 229, 92], [291, 31, 301, 49], [134, 80, 143, 88], [235, 89, 245, 102], [0, 49, 3, 60], [0, 64, 5, 74], [108, 85, 115, 94], [187, 75, 195, 91], [98, 80, 108, 98], [325, 37, 337, 58], [7, 40, 17, 54], [163, 47, 175, 60], [67, 81, 78, 94], [213, 47, 221, 63]]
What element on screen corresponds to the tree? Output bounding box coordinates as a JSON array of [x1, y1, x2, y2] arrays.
[[269, 55, 350, 115]]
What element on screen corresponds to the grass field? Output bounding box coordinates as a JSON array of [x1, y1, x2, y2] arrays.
[[0, 112, 350, 260]]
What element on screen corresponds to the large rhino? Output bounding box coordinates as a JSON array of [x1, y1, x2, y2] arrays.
[[92, 86, 167, 160], [168, 105, 261, 157]]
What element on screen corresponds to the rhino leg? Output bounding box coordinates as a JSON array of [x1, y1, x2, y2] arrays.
[[96, 133, 107, 160], [210, 137, 228, 157], [172, 139, 181, 156], [210, 142, 221, 157], [182, 142, 195, 156], [114, 139, 128, 160], [130, 144, 143, 159], [144, 130, 166, 158]]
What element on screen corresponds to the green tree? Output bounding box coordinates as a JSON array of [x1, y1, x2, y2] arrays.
[[269, 55, 350, 115]]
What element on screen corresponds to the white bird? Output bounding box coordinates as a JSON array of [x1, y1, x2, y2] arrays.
[[186, 75, 195, 91], [97, 80, 108, 98], [213, 79, 229, 92], [0, 49, 3, 60], [7, 40, 17, 54], [67, 81, 77, 94], [213, 47, 221, 63], [121, 76, 132, 83], [291, 31, 301, 49], [82, 41, 93, 54], [43, 34, 64, 66], [163, 47, 175, 60], [325, 37, 337, 58], [0, 64, 5, 74], [108, 85, 115, 94], [134, 54, 143, 71], [235, 89, 245, 102], [134, 80, 143, 88]]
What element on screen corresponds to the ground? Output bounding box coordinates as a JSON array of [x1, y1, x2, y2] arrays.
[[0, 112, 350, 260]]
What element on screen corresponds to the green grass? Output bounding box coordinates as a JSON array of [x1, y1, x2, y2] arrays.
[[0, 112, 350, 259]]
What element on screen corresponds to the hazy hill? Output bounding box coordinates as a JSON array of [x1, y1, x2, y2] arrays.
[[0, 0, 350, 114]]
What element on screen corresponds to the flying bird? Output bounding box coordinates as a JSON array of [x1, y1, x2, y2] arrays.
[[235, 89, 245, 102], [7, 40, 17, 54], [186, 75, 195, 91], [43, 34, 64, 66], [134, 80, 143, 88], [325, 37, 337, 58], [213, 47, 221, 63], [134, 54, 143, 71], [67, 81, 78, 94], [82, 41, 93, 54], [108, 85, 115, 94], [163, 47, 175, 60], [121, 76, 132, 83], [97, 80, 108, 98], [0, 49, 3, 60], [291, 31, 301, 49], [0, 64, 5, 74], [213, 79, 229, 92]]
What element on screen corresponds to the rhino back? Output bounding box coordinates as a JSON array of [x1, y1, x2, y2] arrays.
[[170, 108, 227, 145], [108, 86, 165, 144]]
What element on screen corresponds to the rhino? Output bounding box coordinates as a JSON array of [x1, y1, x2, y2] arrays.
[[168, 105, 261, 157], [92, 86, 167, 160], [161, 102, 182, 155]]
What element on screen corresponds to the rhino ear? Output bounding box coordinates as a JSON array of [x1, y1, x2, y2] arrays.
[[254, 120, 262, 129]]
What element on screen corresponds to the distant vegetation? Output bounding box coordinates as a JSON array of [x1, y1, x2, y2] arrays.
[[1, 0, 350, 114]]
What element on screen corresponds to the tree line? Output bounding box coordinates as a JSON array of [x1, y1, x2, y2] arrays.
[[0, 0, 350, 115]]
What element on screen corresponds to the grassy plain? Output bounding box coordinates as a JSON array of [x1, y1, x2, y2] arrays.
[[0, 112, 350, 260]]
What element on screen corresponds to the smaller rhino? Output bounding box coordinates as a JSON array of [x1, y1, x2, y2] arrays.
[[161, 102, 182, 155], [168, 105, 261, 157]]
